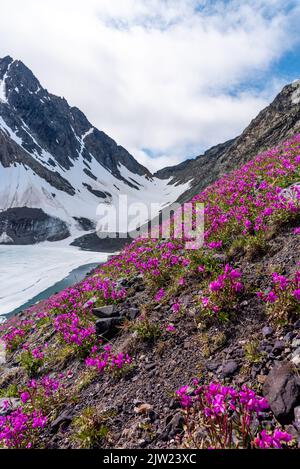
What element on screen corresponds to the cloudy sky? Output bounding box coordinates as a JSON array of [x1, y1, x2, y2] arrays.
[[1, 0, 300, 172]]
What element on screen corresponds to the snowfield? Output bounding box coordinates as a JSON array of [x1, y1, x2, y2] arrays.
[[0, 244, 108, 316]]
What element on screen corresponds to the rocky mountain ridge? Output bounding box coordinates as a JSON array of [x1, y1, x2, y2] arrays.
[[156, 80, 300, 202]]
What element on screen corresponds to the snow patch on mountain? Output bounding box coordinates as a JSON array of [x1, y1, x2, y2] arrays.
[[0, 232, 13, 244], [0, 116, 23, 146], [0, 59, 14, 103], [291, 79, 300, 105]]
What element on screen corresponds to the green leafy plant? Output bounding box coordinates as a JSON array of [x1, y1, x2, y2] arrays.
[[72, 407, 109, 449]]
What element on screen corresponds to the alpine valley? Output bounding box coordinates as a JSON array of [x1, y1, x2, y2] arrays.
[[0, 54, 300, 453]]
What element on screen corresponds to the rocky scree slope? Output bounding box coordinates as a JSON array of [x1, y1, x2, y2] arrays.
[[0, 132, 300, 449]]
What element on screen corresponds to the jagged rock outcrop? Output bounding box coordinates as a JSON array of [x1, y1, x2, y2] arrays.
[[0, 207, 70, 244]]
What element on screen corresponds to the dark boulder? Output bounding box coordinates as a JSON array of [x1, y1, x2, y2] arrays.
[[92, 305, 119, 319], [263, 362, 300, 424], [221, 360, 239, 378], [51, 408, 75, 433], [162, 413, 184, 441], [126, 308, 140, 320], [95, 317, 123, 338]]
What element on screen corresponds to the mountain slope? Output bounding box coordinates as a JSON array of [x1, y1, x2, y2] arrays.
[[0, 56, 189, 244], [0, 134, 299, 449], [156, 80, 300, 202]]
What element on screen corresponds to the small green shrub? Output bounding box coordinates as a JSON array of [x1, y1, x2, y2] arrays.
[[72, 407, 109, 449]]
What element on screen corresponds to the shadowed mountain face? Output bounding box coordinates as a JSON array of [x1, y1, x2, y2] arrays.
[[155, 80, 300, 202], [0, 56, 189, 245], [0, 56, 151, 182]]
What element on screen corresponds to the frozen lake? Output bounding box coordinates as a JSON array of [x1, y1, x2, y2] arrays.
[[0, 244, 109, 318]]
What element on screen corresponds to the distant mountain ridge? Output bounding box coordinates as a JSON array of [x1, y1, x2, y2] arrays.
[[155, 79, 300, 202]]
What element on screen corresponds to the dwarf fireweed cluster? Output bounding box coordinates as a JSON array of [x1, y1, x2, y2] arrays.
[[199, 264, 243, 321], [54, 312, 96, 353], [20, 346, 45, 376], [19, 375, 63, 415], [0, 376, 62, 449], [52, 277, 126, 314], [2, 320, 34, 352], [176, 381, 292, 449], [253, 429, 293, 449], [257, 270, 300, 323], [0, 407, 47, 449], [85, 344, 132, 377], [192, 142, 300, 250]]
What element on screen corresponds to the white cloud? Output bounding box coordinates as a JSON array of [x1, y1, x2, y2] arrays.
[[0, 0, 300, 172]]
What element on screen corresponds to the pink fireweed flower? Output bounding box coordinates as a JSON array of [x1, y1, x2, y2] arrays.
[[166, 324, 176, 332], [201, 297, 210, 307], [20, 392, 30, 404], [209, 279, 223, 292], [176, 386, 192, 408], [272, 273, 289, 291], [293, 289, 300, 301], [266, 291, 278, 303], [172, 302, 181, 313], [0, 408, 47, 449], [254, 429, 292, 449], [85, 346, 132, 374], [155, 288, 165, 302], [207, 240, 223, 250], [32, 348, 44, 360]]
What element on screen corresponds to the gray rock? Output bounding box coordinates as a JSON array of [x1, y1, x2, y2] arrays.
[[263, 362, 300, 424], [262, 326, 273, 338], [285, 424, 300, 439], [294, 406, 300, 431], [95, 317, 123, 338], [262, 345, 273, 353], [0, 398, 21, 416], [116, 278, 129, 288], [273, 341, 285, 354], [126, 308, 140, 320], [145, 363, 156, 371], [206, 361, 221, 371], [93, 305, 119, 319], [162, 413, 184, 441], [292, 338, 300, 349], [221, 360, 239, 378], [284, 331, 296, 342], [291, 348, 300, 366], [51, 408, 75, 432]]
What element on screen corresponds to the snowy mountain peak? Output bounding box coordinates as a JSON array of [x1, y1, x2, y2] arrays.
[[0, 57, 190, 245]]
